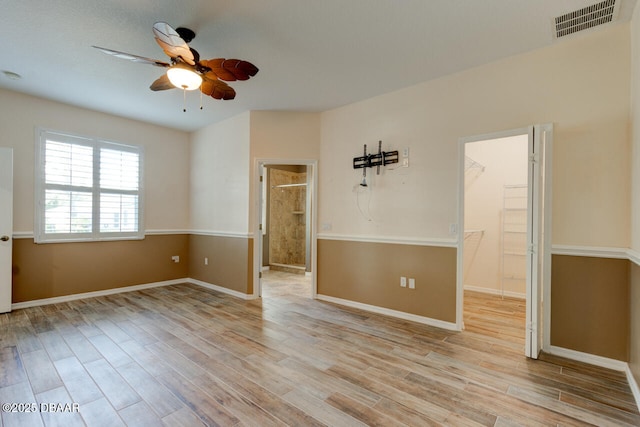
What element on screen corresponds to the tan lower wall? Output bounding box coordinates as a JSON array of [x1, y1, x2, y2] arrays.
[[317, 239, 457, 323], [551, 255, 630, 361], [188, 234, 253, 295], [631, 262, 640, 386], [12, 234, 189, 303]]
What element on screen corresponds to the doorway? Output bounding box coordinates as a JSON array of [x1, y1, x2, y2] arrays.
[[462, 134, 529, 351], [254, 159, 318, 299], [457, 125, 552, 359], [263, 165, 310, 274]]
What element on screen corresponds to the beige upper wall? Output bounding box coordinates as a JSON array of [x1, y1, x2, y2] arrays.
[[0, 89, 190, 233], [320, 25, 631, 247], [190, 112, 251, 234], [189, 110, 320, 236], [248, 111, 320, 233]]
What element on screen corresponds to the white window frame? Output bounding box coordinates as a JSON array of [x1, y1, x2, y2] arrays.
[[35, 128, 144, 243]]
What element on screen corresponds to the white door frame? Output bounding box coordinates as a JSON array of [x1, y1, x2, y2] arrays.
[[252, 158, 318, 298], [0, 147, 13, 313], [456, 125, 552, 358]]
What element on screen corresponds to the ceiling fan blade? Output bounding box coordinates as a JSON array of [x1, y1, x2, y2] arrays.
[[149, 74, 175, 91], [200, 59, 236, 81], [200, 58, 259, 82], [201, 76, 236, 100], [153, 22, 195, 65], [224, 59, 259, 80], [92, 46, 170, 67]]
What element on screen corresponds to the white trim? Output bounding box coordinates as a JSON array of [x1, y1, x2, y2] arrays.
[[552, 245, 628, 259], [13, 232, 34, 239], [627, 249, 640, 266], [317, 233, 457, 248], [459, 126, 532, 145], [187, 278, 255, 300], [145, 229, 190, 235], [190, 230, 253, 239], [540, 123, 554, 358], [13, 230, 248, 239], [11, 277, 257, 310], [11, 278, 186, 310], [463, 285, 525, 299], [316, 294, 459, 331], [626, 365, 640, 412], [545, 345, 628, 372]]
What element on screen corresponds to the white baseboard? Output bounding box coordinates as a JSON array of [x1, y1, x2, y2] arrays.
[[463, 285, 525, 299], [187, 278, 255, 300], [545, 345, 628, 372], [10, 277, 257, 310], [626, 365, 640, 413], [11, 279, 186, 310], [316, 294, 459, 331], [545, 346, 640, 412]]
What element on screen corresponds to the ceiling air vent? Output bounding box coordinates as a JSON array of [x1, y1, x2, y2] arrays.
[[554, 0, 619, 39]]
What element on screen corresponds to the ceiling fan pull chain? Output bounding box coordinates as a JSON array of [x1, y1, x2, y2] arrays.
[[182, 88, 187, 112], [200, 90, 203, 110]]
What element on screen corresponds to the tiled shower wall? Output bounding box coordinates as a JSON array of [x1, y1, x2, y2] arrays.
[[269, 169, 307, 267]]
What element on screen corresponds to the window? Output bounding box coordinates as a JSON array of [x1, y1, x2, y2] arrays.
[[35, 129, 144, 243]]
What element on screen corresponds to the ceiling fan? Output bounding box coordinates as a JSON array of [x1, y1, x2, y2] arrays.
[[93, 22, 258, 108]]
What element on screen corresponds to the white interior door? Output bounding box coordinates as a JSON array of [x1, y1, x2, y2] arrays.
[[0, 147, 13, 313], [525, 124, 552, 359]]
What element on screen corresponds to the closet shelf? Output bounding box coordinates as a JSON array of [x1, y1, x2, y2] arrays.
[[501, 184, 528, 299]]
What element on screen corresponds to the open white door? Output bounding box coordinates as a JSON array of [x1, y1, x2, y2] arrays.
[[0, 148, 13, 313], [525, 124, 552, 359]]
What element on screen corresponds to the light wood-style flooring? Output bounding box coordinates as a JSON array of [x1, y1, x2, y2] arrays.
[[0, 273, 638, 426]]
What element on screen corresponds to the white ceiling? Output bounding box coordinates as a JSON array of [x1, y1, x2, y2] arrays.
[[1, 0, 637, 132]]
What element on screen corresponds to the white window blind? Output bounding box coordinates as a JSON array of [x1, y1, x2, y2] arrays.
[[35, 129, 144, 243]]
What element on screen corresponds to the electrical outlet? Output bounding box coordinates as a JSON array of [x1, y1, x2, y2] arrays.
[[204, 257, 208, 265], [171, 255, 180, 263], [449, 223, 458, 235], [409, 278, 415, 289], [400, 277, 407, 288]]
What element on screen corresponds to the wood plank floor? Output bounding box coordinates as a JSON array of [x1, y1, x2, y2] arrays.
[[0, 274, 638, 426]]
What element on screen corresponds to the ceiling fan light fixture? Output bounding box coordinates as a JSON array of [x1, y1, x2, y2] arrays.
[[166, 65, 202, 90]]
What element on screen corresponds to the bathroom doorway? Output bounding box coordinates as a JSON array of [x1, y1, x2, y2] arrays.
[[254, 160, 317, 299], [263, 165, 310, 274]]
